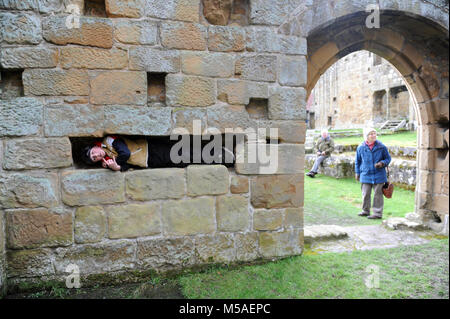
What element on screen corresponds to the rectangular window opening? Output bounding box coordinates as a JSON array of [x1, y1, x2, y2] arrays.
[[70, 134, 239, 170], [0, 69, 24, 100], [84, 0, 106, 17], [246, 98, 268, 119], [147, 72, 167, 105]]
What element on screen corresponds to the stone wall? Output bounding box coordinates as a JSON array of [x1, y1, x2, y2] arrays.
[[309, 50, 415, 129], [305, 155, 417, 187], [0, 0, 307, 291]]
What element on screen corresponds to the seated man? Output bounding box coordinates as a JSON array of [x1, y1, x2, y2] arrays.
[[306, 128, 335, 178], [81, 135, 235, 171]]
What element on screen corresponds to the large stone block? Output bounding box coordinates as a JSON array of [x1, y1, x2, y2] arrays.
[[216, 195, 249, 232], [3, 0, 66, 13], [60, 47, 127, 69], [75, 206, 106, 244], [0, 0, 39, 10], [0, 47, 58, 69], [250, 0, 302, 26], [0, 12, 42, 44], [108, 203, 161, 239], [166, 74, 216, 107], [253, 209, 283, 231], [0, 172, 59, 209], [162, 197, 215, 236], [284, 208, 303, 229], [105, 0, 144, 18], [259, 229, 302, 258], [160, 21, 207, 50], [195, 234, 235, 263], [279, 55, 307, 87], [126, 168, 185, 201], [61, 170, 125, 206], [235, 55, 277, 82], [257, 120, 306, 144], [208, 25, 245, 52], [236, 143, 305, 175], [268, 86, 306, 120], [7, 248, 54, 278], [137, 237, 196, 271], [246, 27, 307, 54], [44, 104, 104, 137], [217, 79, 268, 105], [235, 232, 259, 261], [181, 51, 234, 78], [104, 105, 171, 135], [54, 240, 136, 275], [0, 97, 43, 137], [23, 69, 89, 96], [187, 165, 229, 196], [206, 104, 256, 132], [6, 208, 73, 249], [3, 137, 72, 170], [113, 19, 157, 45], [251, 174, 304, 208], [129, 47, 180, 73], [42, 15, 113, 48], [90, 71, 147, 105], [230, 175, 249, 194], [145, 0, 200, 22], [172, 107, 207, 134]]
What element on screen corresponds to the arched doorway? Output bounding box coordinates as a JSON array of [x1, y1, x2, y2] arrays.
[[281, 3, 449, 233]]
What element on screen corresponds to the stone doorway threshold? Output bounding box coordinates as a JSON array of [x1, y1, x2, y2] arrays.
[[304, 224, 439, 254]]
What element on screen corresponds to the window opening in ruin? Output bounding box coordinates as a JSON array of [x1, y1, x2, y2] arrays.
[[202, 0, 249, 26], [246, 98, 268, 119], [327, 116, 332, 126], [70, 134, 240, 169], [0, 69, 24, 99], [373, 54, 382, 66], [373, 90, 387, 123], [147, 72, 167, 105], [84, 0, 107, 17]]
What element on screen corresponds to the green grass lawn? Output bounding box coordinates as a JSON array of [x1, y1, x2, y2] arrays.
[[179, 238, 448, 299], [304, 174, 415, 226], [333, 131, 417, 147]]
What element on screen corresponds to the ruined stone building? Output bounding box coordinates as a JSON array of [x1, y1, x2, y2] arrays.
[[307, 50, 416, 129], [0, 0, 448, 296]]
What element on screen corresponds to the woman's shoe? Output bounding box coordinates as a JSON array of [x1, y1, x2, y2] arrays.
[[358, 211, 370, 216]]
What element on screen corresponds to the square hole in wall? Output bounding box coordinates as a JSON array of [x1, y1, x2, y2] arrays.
[[84, 0, 106, 17], [246, 98, 268, 119], [70, 134, 237, 169], [0, 69, 24, 99], [147, 73, 166, 105]]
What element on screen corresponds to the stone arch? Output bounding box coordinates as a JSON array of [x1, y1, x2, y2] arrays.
[[282, 3, 449, 232]]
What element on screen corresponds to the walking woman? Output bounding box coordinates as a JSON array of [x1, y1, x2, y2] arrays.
[[355, 127, 391, 219]]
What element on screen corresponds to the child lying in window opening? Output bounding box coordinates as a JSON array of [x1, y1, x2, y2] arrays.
[[81, 135, 235, 171]]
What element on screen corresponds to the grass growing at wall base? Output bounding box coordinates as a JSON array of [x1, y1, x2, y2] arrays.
[[304, 174, 415, 226], [179, 238, 448, 299]]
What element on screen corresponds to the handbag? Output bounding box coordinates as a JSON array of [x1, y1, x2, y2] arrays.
[[382, 166, 394, 198]]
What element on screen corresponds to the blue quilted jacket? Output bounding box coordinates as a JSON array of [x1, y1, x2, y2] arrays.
[[355, 140, 391, 184]]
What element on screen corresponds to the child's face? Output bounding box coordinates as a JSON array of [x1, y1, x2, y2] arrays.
[[90, 146, 106, 162]]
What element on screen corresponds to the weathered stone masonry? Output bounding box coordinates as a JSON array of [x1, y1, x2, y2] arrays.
[[0, 0, 449, 295], [0, 0, 308, 293]]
